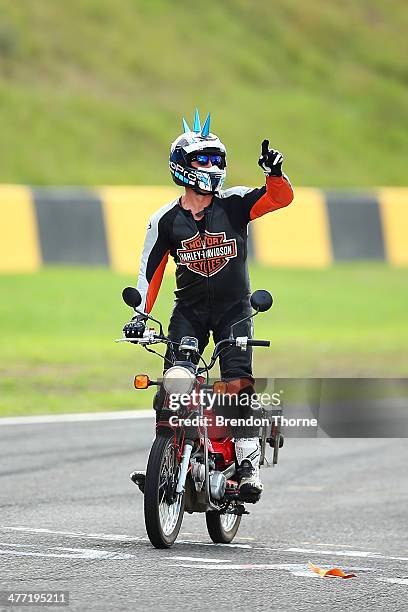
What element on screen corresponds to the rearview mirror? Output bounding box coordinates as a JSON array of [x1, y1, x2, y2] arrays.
[[122, 287, 142, 309], [250, 290, 273, 312]]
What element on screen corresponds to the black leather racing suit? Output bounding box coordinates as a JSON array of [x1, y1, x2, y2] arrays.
[[136, 175, 294, 383]]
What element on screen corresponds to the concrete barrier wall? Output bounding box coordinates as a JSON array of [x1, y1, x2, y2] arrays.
[[1, 185, 407, 272]]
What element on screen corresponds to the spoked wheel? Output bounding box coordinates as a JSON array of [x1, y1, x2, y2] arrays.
[[206, 510, 242, 544], [144, 433, 185, 548]]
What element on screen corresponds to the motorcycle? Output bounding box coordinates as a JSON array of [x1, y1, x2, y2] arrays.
[[117, 287, 283, 549]]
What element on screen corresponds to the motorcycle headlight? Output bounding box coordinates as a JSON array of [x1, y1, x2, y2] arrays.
[[163, 366, 195, 396]]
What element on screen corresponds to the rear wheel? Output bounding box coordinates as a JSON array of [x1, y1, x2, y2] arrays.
[[144, 434, 185, 548], [205, 510, 241, 543]]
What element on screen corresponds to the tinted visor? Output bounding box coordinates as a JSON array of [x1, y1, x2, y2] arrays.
[[188, 150, 226, 169]]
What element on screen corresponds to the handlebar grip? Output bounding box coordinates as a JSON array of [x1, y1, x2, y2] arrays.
[[247, 339, 270, 347]]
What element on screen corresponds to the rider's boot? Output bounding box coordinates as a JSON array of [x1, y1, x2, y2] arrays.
[[235, 437, 263, 502]]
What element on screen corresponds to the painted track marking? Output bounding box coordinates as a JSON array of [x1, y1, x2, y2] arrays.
[[0, 526, 144, 542], [167, 556, 231, 563], [166, 562, 376, 576], [2, 527, 407, 561], [1, 527, 407, 586], [0, 411, 153, 426], [0, 542, 135, 560], [378, 577, 408, 585], [283, 547, 408, 562]]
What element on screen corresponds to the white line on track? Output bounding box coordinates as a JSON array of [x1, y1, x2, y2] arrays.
[[0, 526, 144, 542], [282, 547, 408, 562], [1, 526, 408, 586], [0, 526, 252, 548], [0, 410, 154, 426], [378, 577, 408, 585], [2, 526, 407, 561], [166, 562, 375, 575], [0, 542, 135, 560], [301, 542, 357, 548], [2, 541, 405, 585], [168, 556, 231, 563]]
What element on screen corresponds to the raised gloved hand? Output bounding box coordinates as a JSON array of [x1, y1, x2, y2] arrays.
[[258, 139, 284, 177], [123, 314, 147, 340]]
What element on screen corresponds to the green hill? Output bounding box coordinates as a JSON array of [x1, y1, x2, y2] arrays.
[[0, 0, 407, 186]]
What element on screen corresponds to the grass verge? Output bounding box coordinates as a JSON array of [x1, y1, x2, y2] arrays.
[[0, 264, 407, 416]]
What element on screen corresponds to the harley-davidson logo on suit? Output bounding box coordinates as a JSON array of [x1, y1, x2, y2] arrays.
[[177, 231, 237, 277]]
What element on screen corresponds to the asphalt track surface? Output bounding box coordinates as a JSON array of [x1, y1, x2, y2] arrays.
[[0, 416, 407, 611]]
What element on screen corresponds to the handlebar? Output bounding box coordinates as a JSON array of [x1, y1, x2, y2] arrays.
[[116, 331, 271, 379]]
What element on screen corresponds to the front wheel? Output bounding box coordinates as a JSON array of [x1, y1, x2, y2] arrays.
[[144, 433, 185, 548], [206, 510, 242, 544]]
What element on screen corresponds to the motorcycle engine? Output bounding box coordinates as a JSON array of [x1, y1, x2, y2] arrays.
[[191, 460, 205, 491], [209, 471, 227, 500]]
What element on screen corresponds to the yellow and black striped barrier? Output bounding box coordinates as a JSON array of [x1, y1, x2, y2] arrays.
[[0, 185, 407, 272]]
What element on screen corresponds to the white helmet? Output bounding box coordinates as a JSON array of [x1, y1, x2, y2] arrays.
[[169, 109, 227, 195]]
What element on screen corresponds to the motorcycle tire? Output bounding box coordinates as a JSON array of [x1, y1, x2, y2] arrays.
[[205, 510, 242, 544], [144, 433, 185, 548]]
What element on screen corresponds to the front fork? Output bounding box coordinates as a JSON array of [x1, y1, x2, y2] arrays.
[[175, 441, 193, 494], [174, 424, 219, 512]]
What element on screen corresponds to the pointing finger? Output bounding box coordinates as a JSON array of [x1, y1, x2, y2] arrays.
[[261, 139, 269, 156]]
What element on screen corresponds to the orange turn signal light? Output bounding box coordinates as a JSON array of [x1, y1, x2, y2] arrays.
[[213, 380, 227, 394], [134, 374, 150, 389]]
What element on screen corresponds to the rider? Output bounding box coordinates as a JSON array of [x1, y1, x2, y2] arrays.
[[124, 110, 294, 498]]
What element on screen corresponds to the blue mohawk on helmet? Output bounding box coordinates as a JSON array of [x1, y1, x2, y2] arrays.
[[182, 117, 190, 133], [201, 113, 211, 137], [170, 110, 226, 195], [193, 108, 201, 133], [182, 110, 211, 137]]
